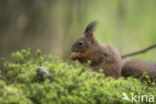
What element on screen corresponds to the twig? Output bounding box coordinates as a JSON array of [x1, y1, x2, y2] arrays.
[[121, 44, 156, 59]]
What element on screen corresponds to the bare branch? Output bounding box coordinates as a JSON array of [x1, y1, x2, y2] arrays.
[[121, 44, 156, 59]]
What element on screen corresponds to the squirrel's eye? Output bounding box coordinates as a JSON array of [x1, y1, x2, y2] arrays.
[[79, 41, 83, 46]]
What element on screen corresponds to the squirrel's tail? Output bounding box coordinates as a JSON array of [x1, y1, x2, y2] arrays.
[[121, 58, 156, 77]]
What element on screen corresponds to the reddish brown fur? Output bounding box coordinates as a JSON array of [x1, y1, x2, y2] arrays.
[[122, 58, 156, 77], [71, 21, 156, 79], [71, 37, 122, 79]]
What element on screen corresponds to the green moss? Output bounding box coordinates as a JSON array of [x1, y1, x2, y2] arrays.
[[0, 49, 155, 104]]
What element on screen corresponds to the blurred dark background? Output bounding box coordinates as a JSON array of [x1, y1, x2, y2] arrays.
[[0, 0, 156, 63]]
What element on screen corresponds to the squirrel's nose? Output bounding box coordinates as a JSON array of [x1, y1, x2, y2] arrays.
[[71, 47, 78, 52]]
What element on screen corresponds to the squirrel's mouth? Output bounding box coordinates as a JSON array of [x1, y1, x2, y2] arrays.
[[71, 48, 79, 52]]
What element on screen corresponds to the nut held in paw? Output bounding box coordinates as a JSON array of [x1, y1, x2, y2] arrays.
[[70, 52, 80, 60]]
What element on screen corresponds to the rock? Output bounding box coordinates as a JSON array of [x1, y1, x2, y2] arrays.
[[36, 66, 49, 76]]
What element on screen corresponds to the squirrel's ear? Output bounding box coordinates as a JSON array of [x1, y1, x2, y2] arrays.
[[84, 21, 97, 40]]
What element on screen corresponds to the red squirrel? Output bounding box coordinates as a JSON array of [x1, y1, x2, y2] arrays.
[[70, 21, 156, 79]]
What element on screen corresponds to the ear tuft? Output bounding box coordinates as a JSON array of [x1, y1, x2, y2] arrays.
[[84, 21, 97, 34]]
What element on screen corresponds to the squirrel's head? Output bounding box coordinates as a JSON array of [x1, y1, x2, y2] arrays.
[[71, 21, 97, 60]]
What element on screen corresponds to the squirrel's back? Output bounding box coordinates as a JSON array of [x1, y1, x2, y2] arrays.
[[102, 44, 122, 78], [91, 42, 122, 79]]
